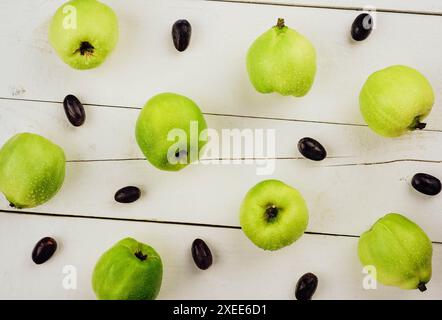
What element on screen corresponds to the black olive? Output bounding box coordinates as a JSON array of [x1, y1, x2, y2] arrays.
[[298, 137, 327, 161], [295, 273, 318, 301], [191, 239, 213, 270], [172, 20, 192, 52], [32, 237, 57, 265], [114, 186, 141, 203], [63, 95, 86, 127], [351, 13, 373, 41], [412, 173, 441, 196]]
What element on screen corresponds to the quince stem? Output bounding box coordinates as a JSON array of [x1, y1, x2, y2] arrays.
[[276, 18, 285, 29], [415, 122, 427, 130], [76, 42, 95, 57]]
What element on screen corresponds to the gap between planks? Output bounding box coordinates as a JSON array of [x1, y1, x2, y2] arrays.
[[2, 96, 442, 134], [1, 209, 441, 245], [206, 0, 442, 16]]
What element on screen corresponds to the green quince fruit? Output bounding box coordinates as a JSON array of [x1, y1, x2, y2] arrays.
[[0, 133, 66, 209], [246, 18, 317, 97], [358, 213, 432, 291], [135, 93, 208, 171], [92, 237, 163, 300], [359, 65, 435, 137], [240, 179, 309, 251], [49, 0, 119, 70]]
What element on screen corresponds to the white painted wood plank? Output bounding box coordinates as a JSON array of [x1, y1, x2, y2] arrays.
[[219, 0, 442, 14], [1, 160, 441, 242], [1, 99, 441, 240], [1, 0, 441, 300], [0, 213, 441, 299], [1, 99, 442, 164], [1, 0, 442, 127]]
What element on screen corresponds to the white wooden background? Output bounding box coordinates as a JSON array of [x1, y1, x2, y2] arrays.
[[0, 0, 441, 299]]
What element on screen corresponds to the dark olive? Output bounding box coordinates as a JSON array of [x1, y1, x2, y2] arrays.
[[63, 94, 86, 127], [191, 239, 213, 270], [114, 186, 141, 203], [32, 237, 57, 265], [298, 137, 327, 161], [172, 20, 192, 52], [351, 13, 373, 41], [412, 173, 441, 196], [295, 273, 318, 301]]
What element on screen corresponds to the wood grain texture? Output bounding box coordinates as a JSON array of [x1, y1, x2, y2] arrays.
[[1, 213, 441, 299]]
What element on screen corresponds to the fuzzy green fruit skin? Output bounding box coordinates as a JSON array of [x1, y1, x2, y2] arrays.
[[359, 65, 434, 137], [0, 133, 66, 209], [246, 22, 316, 97], [240, 180, 309, 251], [358, 213, 432, 290], [135, 93, 208, 171], [49, 0, 119, 70], [92, 238, 163, 300]]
